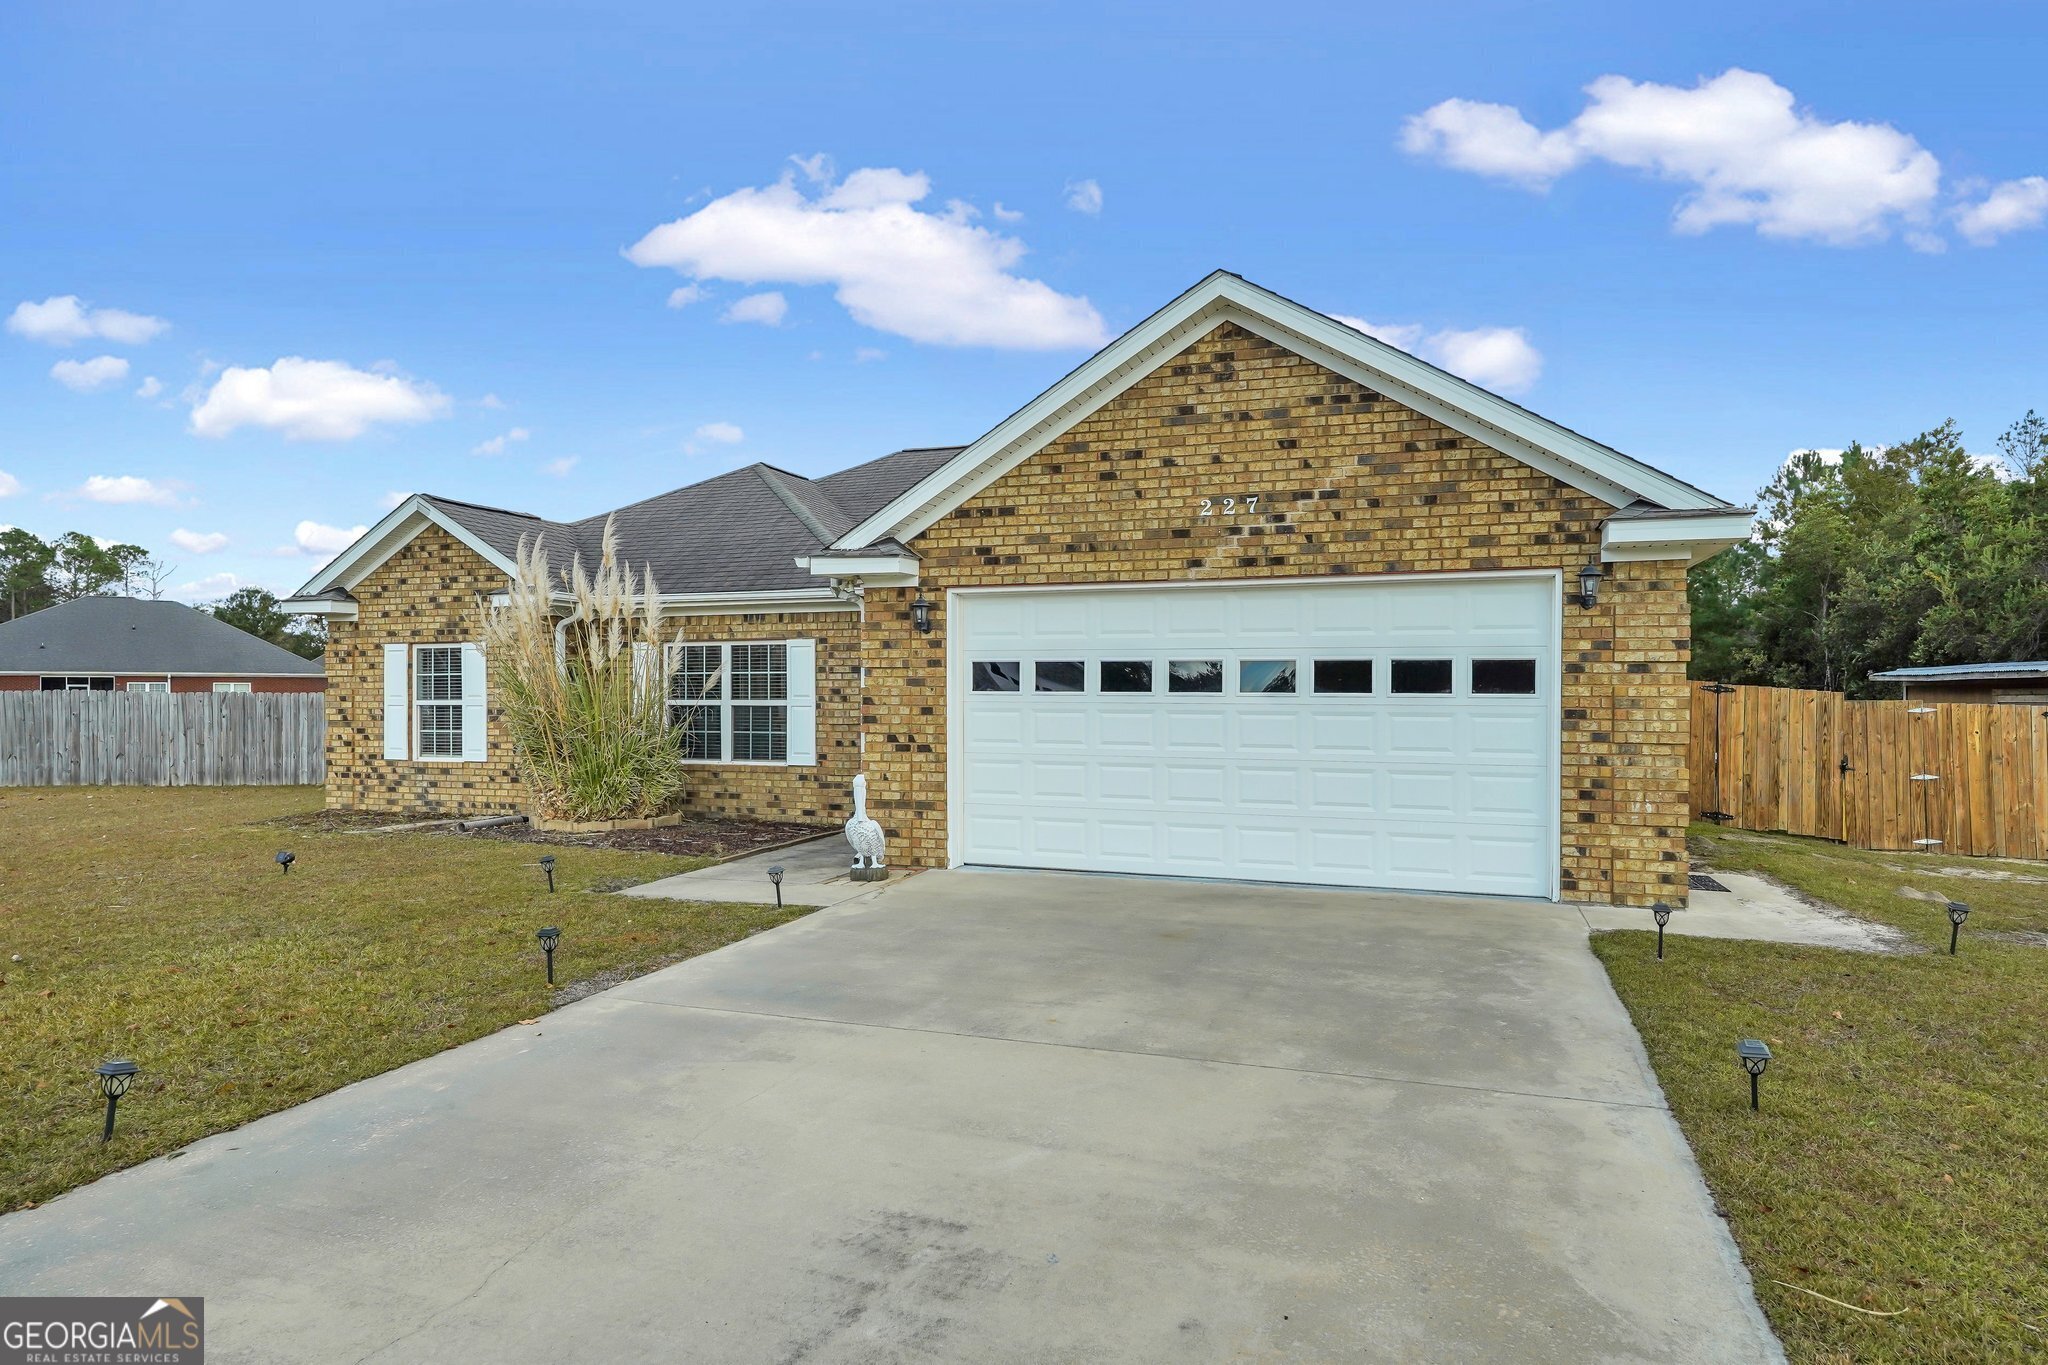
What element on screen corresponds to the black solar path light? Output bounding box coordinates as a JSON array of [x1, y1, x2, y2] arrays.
[[275, 850, 294, 875], [767, 865, 785, 908], [95, 1059, 139, 1143], [536, 926, 560, 984], [539, 854, 556, 894], [1737, 1039, 1772, 1111], [1651, 902, 1673, 960], [1946, 900, 1970, 955]]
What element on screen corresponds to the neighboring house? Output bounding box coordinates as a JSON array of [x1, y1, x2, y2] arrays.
[[0, 596, 326, 694], [286, 272, 1750, 906], [1868, 662, 2048, 706]]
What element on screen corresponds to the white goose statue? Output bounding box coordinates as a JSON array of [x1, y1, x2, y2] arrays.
[[844, 773, 887, 877]]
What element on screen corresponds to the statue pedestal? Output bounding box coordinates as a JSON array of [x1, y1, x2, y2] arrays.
[[850, 866, 890, 882]]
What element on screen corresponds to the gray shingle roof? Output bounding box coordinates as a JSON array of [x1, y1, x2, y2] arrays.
[[0, 597, 326, 675], [419, 447, 960, 594]]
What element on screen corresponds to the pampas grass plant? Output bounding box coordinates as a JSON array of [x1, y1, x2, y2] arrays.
[[482, 517, 690, 821]]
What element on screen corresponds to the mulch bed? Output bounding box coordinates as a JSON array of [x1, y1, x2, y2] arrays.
[[263, 806, 831, 861], [455, 816, 830, 859]]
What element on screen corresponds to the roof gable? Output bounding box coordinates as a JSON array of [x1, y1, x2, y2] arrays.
[[832, 271, 1734, 551]]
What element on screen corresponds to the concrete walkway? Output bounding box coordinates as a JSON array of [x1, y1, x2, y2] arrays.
[[622, 830, 899, 907], [1578, 871, 1902, 950], [0, 872, 1781, 1363]]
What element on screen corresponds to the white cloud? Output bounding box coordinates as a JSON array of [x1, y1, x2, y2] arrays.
[[135, 375, 162, 399], [626, 164, 1109, 350], [991, 201, 1024, 223], [479, 392, 505, 409], [377, 490, 412, 511], [1062, 178, 1104, 215], [470, 426, 532, 456], [1402, 69, 1949, 246], [666, 283, 706, 308], [170, 528, 229, 555], [189, 357, 451, 440], [722, 291, 788, 326], [789, 152, 834, 184], [542, 456, 579, 477], [76, 474, 183, 506], [853, 347, 887, 364], [50, 355, 131, 392], [0, 471, 21, 498], [693, 421, 744, 444], [6, 295, 169, 346], [1956, 176, 2048, 245], [294, 520, 368, 555], [173, 572, 246, 602], [1331, 314, 1544, 393]]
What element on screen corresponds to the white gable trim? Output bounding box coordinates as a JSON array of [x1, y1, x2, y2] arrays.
[[833, 272, 1729, 550], [288, 496, 520, 600]]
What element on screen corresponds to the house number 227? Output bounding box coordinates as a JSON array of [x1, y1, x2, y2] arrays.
[[1197, 495, 1259, 517]]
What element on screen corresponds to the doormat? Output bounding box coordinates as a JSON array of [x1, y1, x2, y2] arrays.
[[1689, 873, 1730, 893]]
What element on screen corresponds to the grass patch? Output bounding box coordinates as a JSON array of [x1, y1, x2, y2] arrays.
[[0, 786, 809, 1212], [1594, 825, 2047, 1361]]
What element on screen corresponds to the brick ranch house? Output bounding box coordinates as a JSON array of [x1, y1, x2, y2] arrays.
[[286, 273, 1750, 906]]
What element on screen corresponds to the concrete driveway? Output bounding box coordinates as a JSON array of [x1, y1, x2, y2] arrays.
[[0, 872, 1780, 1363]]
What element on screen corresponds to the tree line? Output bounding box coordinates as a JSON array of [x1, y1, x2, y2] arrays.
[[0, 528, 323, 659], [1690, 411, 2048, 697]]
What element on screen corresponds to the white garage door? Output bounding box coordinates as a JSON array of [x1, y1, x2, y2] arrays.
[[952, 576, 1559, 897]]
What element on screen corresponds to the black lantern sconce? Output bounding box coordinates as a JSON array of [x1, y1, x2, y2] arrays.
[[1572, 562, 1604, 609], [1737, 1038, 1772, 1111], [275, 850, 295, 875], [539, 854, 557, 894], [1651, 901, 1672, 960], [1946, 900, 1970, 955], [910, 593, 934, 635], [767, 864, 785, 908], [536, 926, 561, 984], [95, 1059, 139, 1143]]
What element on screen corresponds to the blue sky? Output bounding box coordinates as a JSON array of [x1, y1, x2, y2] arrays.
[[3, 1, 2043, 600]]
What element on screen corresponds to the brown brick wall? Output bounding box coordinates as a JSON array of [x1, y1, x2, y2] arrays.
[[327, 526, 857, 826], [669, 608, 861, 828], [860, 322, 1693, 906], [324, 527, 527, 814]]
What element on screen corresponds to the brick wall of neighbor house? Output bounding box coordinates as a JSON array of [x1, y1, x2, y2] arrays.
[[0, 674, 324, 692], [860, 322, 1694, 907], [324, 526, 527, 814], [672, 608, 861, 827]]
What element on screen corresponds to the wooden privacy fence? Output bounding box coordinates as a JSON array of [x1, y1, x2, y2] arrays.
[[1690, 683, 2048, 859], [0, 691, 326, 787]]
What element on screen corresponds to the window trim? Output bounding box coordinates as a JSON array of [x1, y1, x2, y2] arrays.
[[667, 640, 796, 766], [412, 644, 467, 763], [211, 681, 253, 694], [127, 680, 171, 694]]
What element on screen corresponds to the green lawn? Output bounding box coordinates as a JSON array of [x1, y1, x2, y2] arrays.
[[0, 786, 808, 1212], [1593, 825, 2047, 1363]]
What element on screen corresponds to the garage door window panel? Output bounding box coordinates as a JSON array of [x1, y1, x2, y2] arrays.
[[1391, 659, 1455, 694], [1099, 660, 1153, 693], [1168, 660, 1223, 693], [1034, 661, 1086, 693], [1472, 658, 1539, 695], [972, 661, 1022, 692], [1313, 660, 1374, 694], [1239, 660, 1297, 694]]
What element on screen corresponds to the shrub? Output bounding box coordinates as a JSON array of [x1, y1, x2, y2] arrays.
[[482, 518, 690, 821]]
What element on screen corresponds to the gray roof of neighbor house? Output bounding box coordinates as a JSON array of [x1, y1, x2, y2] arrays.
[[0, 596, 326, 675], [1869, 661, 2048, 682], [414, 446, 965, 593]]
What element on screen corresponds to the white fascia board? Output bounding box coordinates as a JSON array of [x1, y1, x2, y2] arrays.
[[1601, 510, 1754, 566], [795, 552, 920, 587], [279, 598, 359, 619], [834, 271, 1730, 550], [655, 588, 857, 617], [289, 496, 519, 599]]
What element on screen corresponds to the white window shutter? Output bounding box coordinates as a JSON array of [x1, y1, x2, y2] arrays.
[[382, 644, 409, 760], [460, 642, 489, 762], [785, 638, 817, 766]]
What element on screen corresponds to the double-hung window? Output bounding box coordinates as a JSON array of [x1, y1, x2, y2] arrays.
[[667, 640, 817, 766], [414, 645, 466, 758]]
